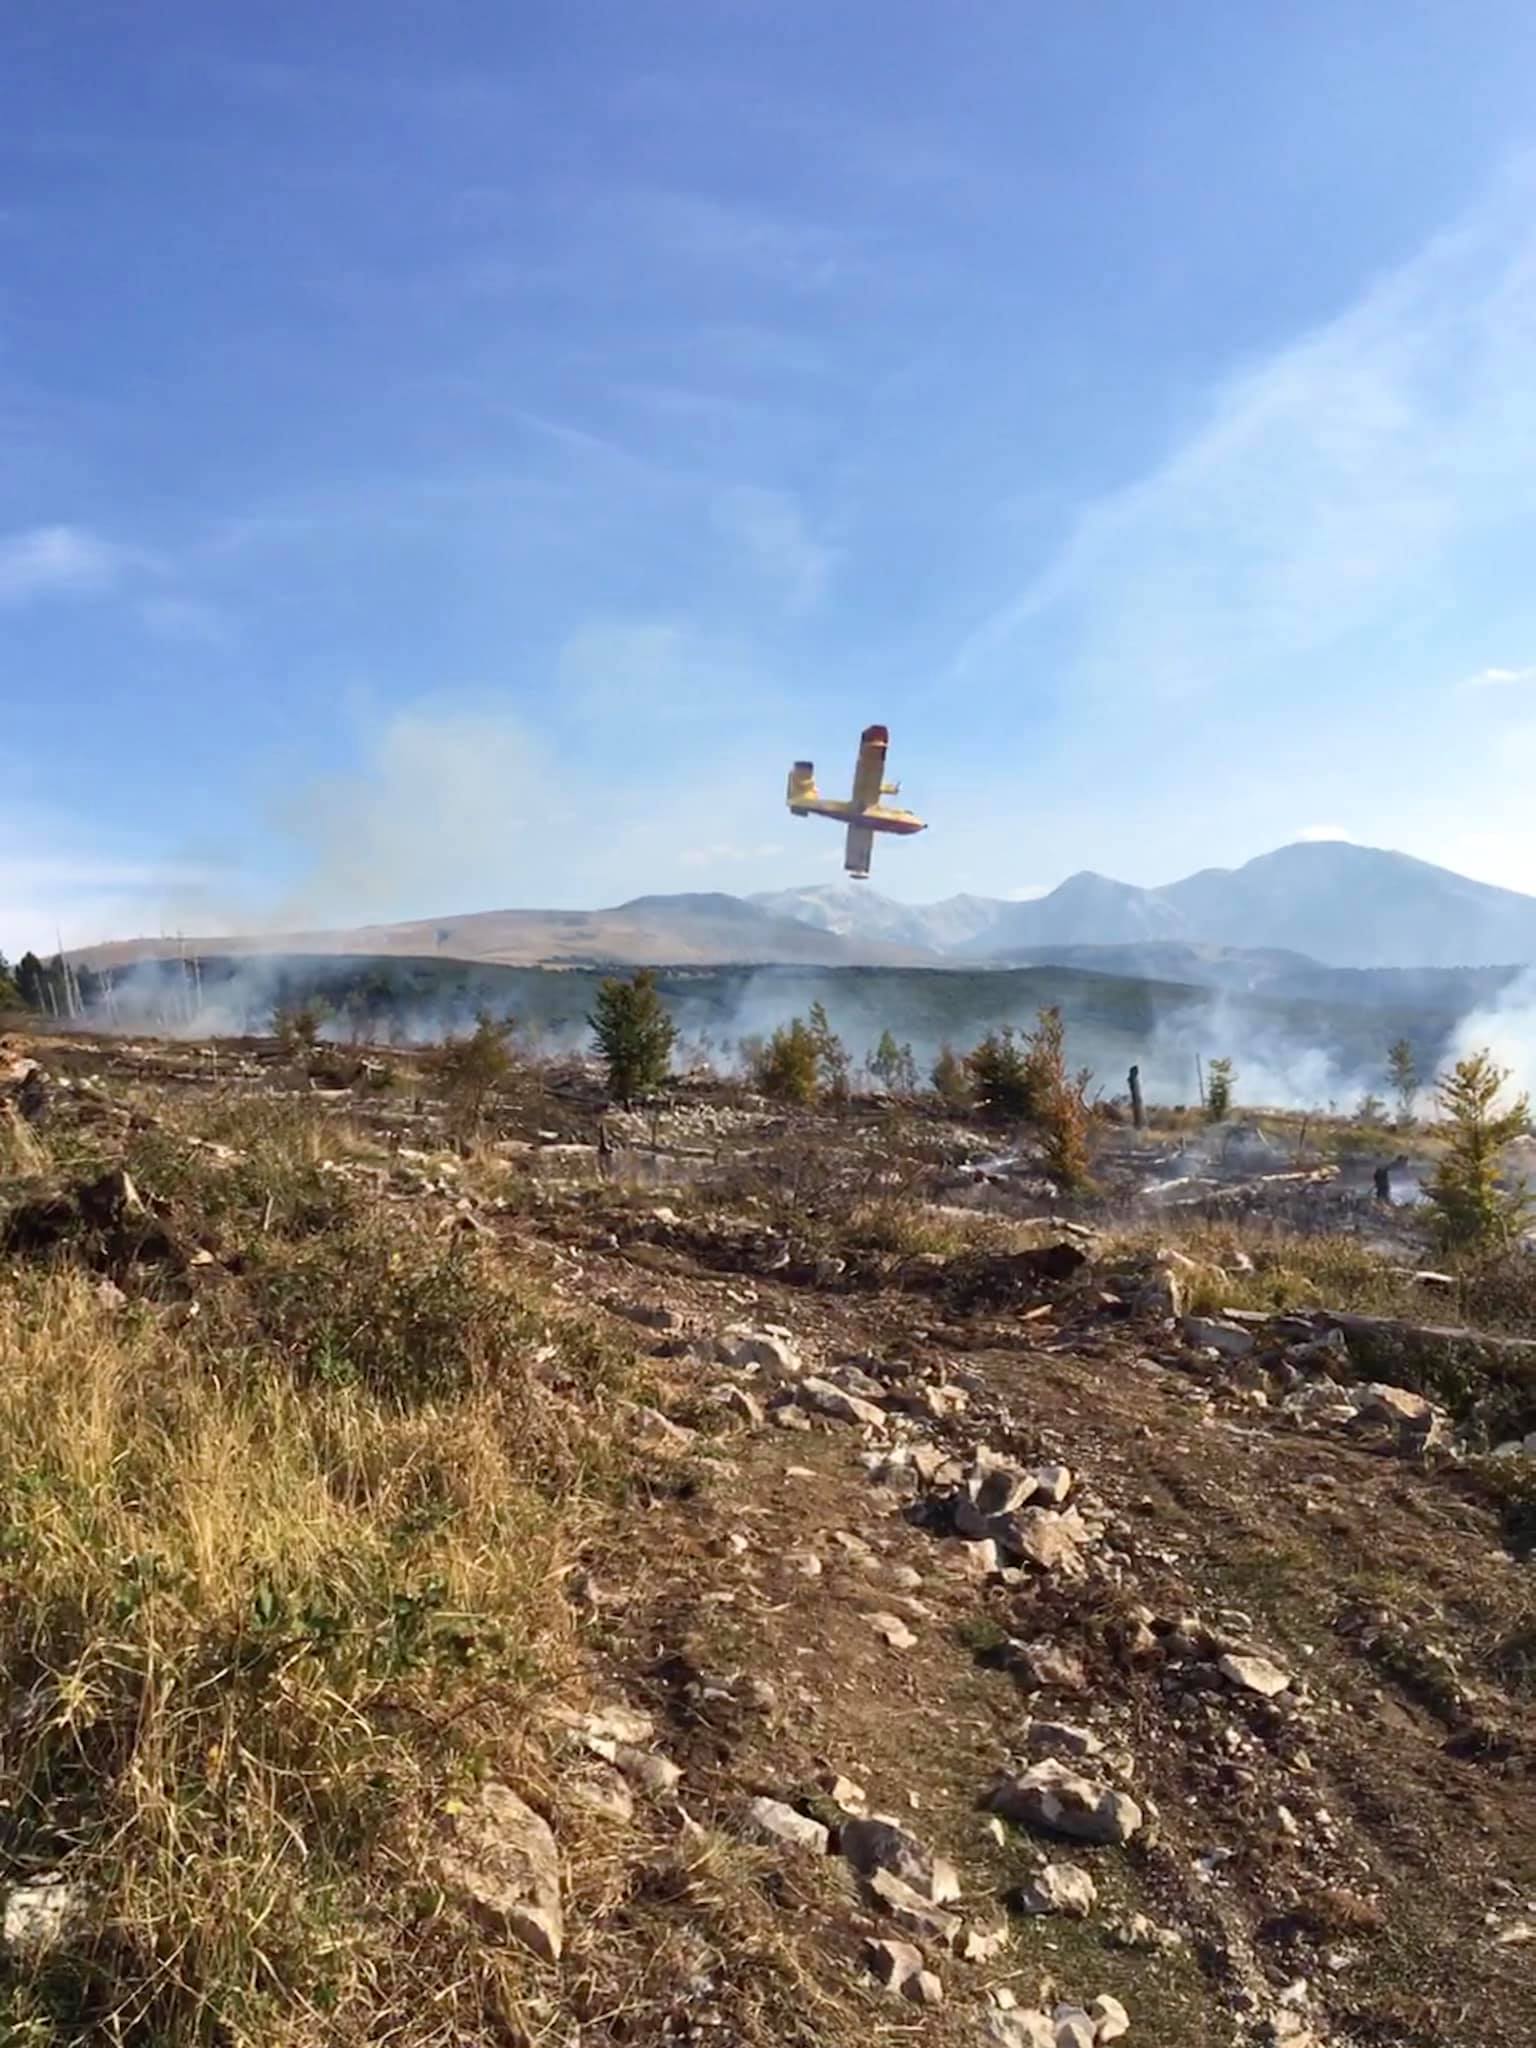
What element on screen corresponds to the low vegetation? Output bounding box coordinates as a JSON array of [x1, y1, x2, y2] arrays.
[[0, 1095, 636, 2045]]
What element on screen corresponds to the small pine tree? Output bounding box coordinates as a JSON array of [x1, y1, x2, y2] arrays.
[[1023, 1005, 1095, 1191], [931, 1041, 972, 1108], [0, 952, 20, 1011], [966, 1026, 1036, 1119], [15, 951, 52, 1013], [752, 1017, 822, 1104], [807, 1001, 850, 1104], [588, 970, 676, 1104], [274, 1002, 324, 1052], [1356, 1092, 1388, 1128], [1205, 1056, 1235, 1123], [1387, 1038, 1418, 1127], [867, 1029, 920, 1096], [430, 1010, 519, 1134], [1425, 1051, 1532, 1253], [868, 1028, 904, 1092]]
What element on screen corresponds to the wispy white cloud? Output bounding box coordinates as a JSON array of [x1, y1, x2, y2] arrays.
[[712, 485, 837, 611], [0, 524, 147, 605], [953, 161, 1536, 708], [1461, 663, 1536, 689], [1295, 823, 1355, 843]]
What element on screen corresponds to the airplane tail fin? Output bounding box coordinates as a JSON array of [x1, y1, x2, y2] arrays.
[[787, 760, 818, 813], [844, 823, 874, 877]]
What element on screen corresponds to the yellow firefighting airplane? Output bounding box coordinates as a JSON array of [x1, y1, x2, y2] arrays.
[[786, 724, 927, 878]]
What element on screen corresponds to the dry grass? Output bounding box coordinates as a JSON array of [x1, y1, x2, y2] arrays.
[[0, 1102, 636, 2045]]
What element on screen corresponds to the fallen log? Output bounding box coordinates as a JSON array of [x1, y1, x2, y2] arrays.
[[1308, 1308, 1536, 1368]]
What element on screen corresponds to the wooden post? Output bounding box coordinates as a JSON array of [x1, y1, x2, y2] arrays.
[[1195, 1054, 1206, 1109], [1128, 1063, 1144, 1130]]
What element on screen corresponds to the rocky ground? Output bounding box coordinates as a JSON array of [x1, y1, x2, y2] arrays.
[[1, 1031, 1533, 2047]]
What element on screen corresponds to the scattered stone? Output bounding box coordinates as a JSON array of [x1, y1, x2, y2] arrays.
[[819, 1772, 867, 1810], [785, 1548, 822, 1577], [1218, 1652, 1292, 1699], [887, 1562, 924, 1592], [797, 1376, 888, 1427], [1031, 1462, 1074, 1505], [912, 1442, 953, 1487], [991, 1760, 1144, 1846], [1355, 1382, 1438, 1428], [746, 1796, 830, 1855], [557, 1702, 654, 1747], [715, 1326, 803, 1379], [1009, 1508, 1086, 1575], [970, 1449, 1039, 1515], [1016, 1641, 1089, 1693], [866, 1936, 943, 2005], [1, 1874, 83, 1956], [869, 1610, 918, 1651], [772, 1403, 813, 1432], [987, 2012, 1057, 2048], [1025, 1721, 1103, 1761], [1053, 2008, 1097, 2048], [1287, 1329, 1351, 1376], [567, 1767, 635, 1825], [715, 1384, 765, 1427], [840, 1816, 960, 1904], [434, 1782, 563, 1963], [867, 1866, 962, 1944], [1090, 1994, 1130, 2042], [1263, 2014, 1317, 2048], [832, 1360, 888, 1399], [1183, 1315, 1256, 1359], [956, 1920, 1011, 1962], [1137, 1266, 1185, 1319], [1105, 1911, 1183, 1952], [612, 1744, 683, 1797], [1016, 1862, 1098, 1917]]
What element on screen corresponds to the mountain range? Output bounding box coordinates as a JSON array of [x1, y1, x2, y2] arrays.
[[77, 841, 1536, 979], [752, 841, 1536, 969]]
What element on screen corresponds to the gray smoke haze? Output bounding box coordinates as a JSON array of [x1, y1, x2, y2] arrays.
[[78, 944, 1467, 1128]]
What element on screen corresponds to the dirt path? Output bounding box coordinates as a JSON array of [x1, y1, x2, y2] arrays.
[[538, 1215, 1536, 2048]]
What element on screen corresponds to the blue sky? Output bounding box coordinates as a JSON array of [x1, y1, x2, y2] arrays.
[[6, 0, 1536, 948]]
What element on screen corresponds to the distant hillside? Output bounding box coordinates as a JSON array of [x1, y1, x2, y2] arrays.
[[78, 893, 932, 972], [75, 842, 1536, 976]]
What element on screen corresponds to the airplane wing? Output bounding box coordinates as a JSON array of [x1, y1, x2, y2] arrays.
[[850, 724, 888, 811], [844, 823, 875, 877]]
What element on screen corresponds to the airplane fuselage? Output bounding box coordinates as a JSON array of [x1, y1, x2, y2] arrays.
[[786, 723, 926, 876]]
